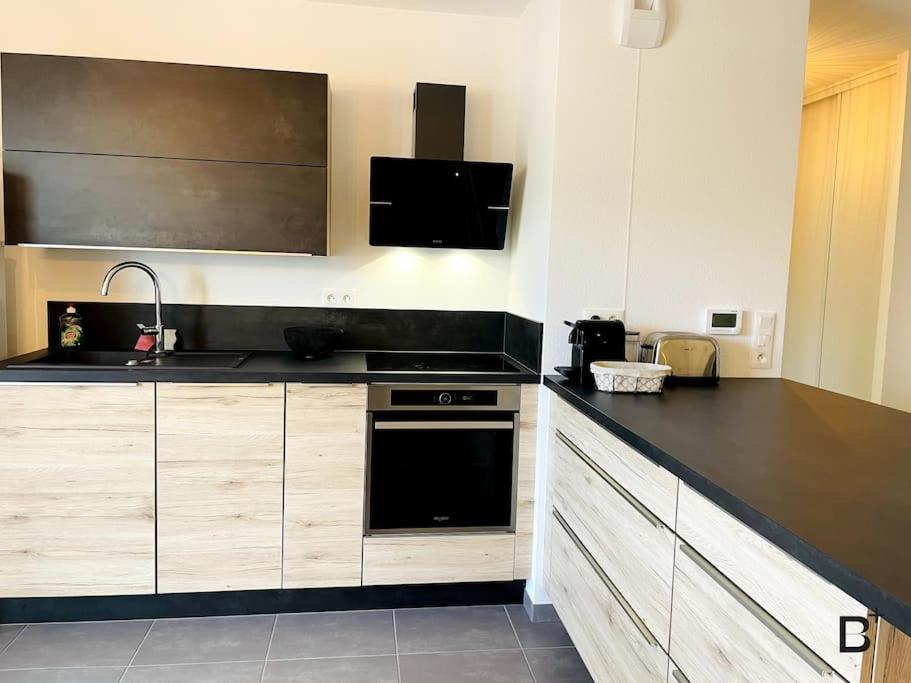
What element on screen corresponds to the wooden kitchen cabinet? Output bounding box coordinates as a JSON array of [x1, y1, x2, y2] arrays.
[[546, 510, 668, 681], [874, 620, 911, 682], [513, 383, 539, 579], [156, 383, 284, 593], [0, 382, 155, 597], [283, 384, 367, 588], [669, 540, 839, 683], [551, 429, 676, 647], [1, 53, 330, 254], [362, 533, 516, 585], [676, 483, 866, 681]]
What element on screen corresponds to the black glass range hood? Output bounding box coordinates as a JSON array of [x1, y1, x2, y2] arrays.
[[368, 156, 514, 250]]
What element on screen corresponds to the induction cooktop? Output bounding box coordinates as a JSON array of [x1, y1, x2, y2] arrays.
[[365, 352, 522, 373]]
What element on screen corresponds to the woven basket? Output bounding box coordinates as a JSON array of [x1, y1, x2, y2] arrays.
[[590, 361, 672, 394]]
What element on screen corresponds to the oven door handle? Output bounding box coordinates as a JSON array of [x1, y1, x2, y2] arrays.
[[374, 421, 515, 430]]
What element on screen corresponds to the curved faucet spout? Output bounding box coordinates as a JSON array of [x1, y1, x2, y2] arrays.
[[100, 261, 167, 355]]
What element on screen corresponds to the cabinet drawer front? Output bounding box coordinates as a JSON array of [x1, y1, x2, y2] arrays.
[[551, 430, 675, 646], [677, 484, 864, 681], [2, 53, 328, 166], [362, 534, 515, 585], [156, 383, 285, 593], [0, 383, 155, 597], [546, 509, 668, 682], [671, 542, 839, 683], [551, 396, 677, 527], [4, 151, 328, 254]]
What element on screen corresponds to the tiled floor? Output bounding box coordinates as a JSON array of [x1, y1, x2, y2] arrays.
[[0, 605, 592, 682]]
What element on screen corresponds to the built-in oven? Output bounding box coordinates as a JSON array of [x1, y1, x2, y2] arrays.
[[365, 384, 521, 535]]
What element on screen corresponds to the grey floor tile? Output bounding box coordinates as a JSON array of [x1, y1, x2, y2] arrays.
[[268, 610, 394, 660], [525, 648, 593, 683], [122, 661, 263, 683], [0, 621, 151, 669], [131, 615, 274, 665], [0, 626, 25, 655], [394, 606, 519, 654], [263, 656, 398, 683], [399, 650, 532, 683], [505, 605, 573, 648], [0, 667, 124, 682]]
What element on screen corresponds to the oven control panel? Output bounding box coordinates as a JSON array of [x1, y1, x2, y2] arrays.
[[367, 384, 522, 412], [390, 389, 498, 407]]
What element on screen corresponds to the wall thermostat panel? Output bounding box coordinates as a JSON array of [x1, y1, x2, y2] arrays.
[[706, 308, 742, 335]]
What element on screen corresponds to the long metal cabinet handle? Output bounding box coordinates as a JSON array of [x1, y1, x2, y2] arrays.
[[554, 429, 664, 530], [678, 543, 835, 678], [553, 508, 660, 649], [374, 421, 514, 430]]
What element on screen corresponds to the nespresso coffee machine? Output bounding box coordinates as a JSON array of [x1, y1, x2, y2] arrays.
[[556, 318, 627, 386]]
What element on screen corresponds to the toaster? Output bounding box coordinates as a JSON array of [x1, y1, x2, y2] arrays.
[[639, 332, 720, 385]]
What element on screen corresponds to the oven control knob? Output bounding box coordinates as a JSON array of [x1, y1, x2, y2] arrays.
[[438, 392, 453, 405]]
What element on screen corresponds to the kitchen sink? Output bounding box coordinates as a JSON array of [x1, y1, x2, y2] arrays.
[[9, 350, 251, 370]]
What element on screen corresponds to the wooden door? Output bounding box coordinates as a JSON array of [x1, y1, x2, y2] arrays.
[[283, 384, 367, 588], [820, 75, 897, 400], [0, 382, 155, 597], [156, 383, 284, 593], [782, 94, 840, 387]]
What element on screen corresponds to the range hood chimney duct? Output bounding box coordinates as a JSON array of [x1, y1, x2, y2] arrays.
[[412, 82, 466, 161]]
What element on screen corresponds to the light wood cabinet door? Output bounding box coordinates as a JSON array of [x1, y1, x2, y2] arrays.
[[670, 541, 839, 683], [283, 384, 367, 588], [551, 396, 678, 527], [546, 509, 668, 682], [156, 383, 284, 593], [0, 382, 155, 597], [514, 384, 539, 579], [677, 484, 865, 681], [551, 430, 676, 647]]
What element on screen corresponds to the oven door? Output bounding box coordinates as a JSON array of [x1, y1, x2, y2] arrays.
[[366, 412, 518, 534]]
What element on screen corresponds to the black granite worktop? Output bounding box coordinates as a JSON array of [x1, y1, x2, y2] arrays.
[[545, 375, 911, 635], [0, 350, 540, 384]]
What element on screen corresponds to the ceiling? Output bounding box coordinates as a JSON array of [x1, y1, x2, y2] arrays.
[[806, 0, 911, 93], [310, 0, 530, 18]]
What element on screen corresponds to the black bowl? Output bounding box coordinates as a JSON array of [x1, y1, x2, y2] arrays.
[[283, 326, 343, 360]]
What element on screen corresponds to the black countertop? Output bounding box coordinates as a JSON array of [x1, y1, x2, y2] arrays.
[[545, 375, 911, 635], [0, 349, 540, 384]]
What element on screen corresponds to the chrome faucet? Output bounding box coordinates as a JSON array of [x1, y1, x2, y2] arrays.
[[100, 261, 169, 356]]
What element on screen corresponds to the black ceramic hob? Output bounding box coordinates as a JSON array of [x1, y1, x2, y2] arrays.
[[365, 352, 522, 373]]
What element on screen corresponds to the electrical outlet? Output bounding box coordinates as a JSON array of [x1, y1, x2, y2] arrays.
[[750, 311, 776, 369], [321, 289, 357, 306], [583, 308, 625, 322]]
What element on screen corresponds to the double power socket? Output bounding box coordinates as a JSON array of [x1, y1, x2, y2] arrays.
[[321, 288, 357, 306]]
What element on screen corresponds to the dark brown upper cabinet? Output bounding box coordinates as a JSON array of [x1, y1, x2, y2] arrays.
[[1, 53, 329, 255]]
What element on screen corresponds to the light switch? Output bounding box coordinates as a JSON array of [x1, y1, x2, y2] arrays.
[[750, 311, 776, 369]]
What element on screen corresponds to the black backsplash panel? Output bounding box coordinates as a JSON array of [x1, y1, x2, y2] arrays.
[[46, 302, 541, 359], [504, 312, 543, 373]]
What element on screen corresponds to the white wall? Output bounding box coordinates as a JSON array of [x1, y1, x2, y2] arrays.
[[625, 0, 808, 377], [0, 0, 520, 355], [540, 0, 809, 377], [525, 0, 810, 606], [506, 0, 559, 322]]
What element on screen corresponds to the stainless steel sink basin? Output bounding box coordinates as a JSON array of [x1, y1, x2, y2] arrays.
[[9, 350, 251, 370]]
